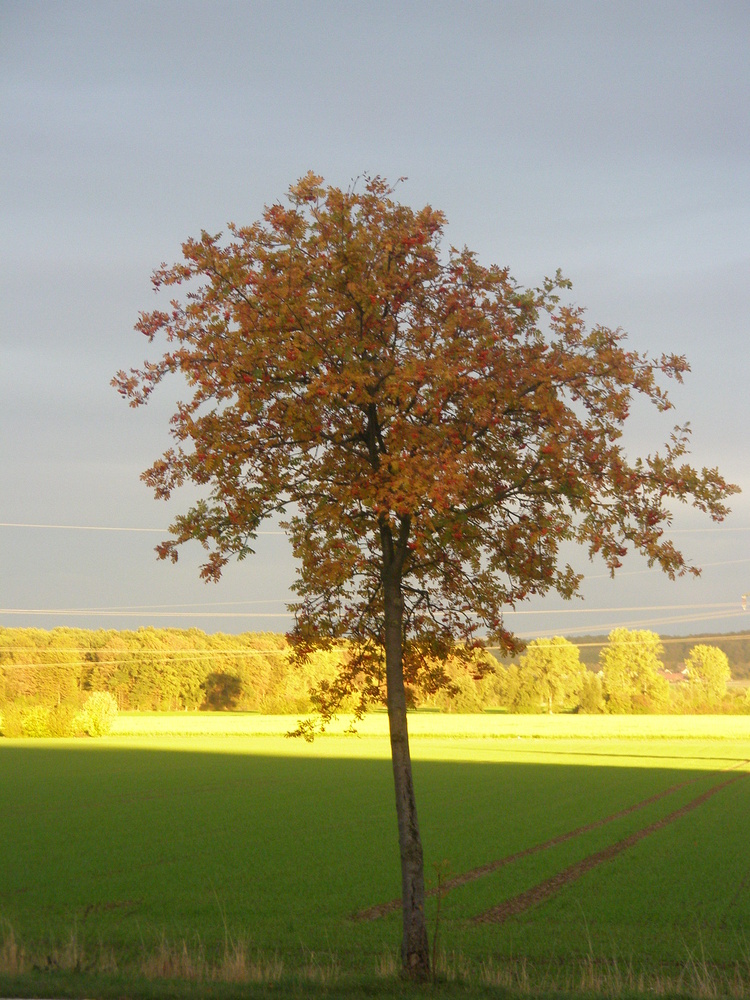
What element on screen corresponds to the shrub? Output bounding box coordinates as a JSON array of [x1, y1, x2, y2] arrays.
[[21, 706, 51, 738], [75, 691, 118, 736]]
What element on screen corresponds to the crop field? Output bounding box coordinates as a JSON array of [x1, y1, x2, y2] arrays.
[[1, 714, 749, 998]]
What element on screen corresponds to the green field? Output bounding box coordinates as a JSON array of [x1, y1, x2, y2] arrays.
[[1, 714, 749, 998]]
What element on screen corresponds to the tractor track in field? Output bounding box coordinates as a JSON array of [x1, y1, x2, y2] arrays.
[[351, 762, 749, 923], [472, 766, 749, 924]]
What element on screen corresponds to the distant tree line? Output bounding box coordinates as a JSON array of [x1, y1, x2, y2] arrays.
[[0, 626, 748, 718], [535, 630, 750, 679], [0, 627, 320, 713], [487, 630, 741, 714]]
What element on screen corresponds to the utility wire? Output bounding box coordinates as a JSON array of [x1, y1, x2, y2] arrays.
[[512, 609, 745, 641], [1, 600, 740, 619], [51, 599, 291, 612], [0, 522, 285, 535], [6, 629, 750, 668], [583, 556, 750, 580], [2, 521, 747, 537], [0, 609, 294, 618], [504, 602, 739, 616], [0, 651, 292, 669]]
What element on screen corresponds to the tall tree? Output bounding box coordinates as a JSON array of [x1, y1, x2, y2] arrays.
[[600, 627, 669, 712], [684, 644, 731, 704], [114, 173, 737, 978], [516, 636, 587, 712]]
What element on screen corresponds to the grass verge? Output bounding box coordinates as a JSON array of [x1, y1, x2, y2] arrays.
[[3, 924, 750, 1000]]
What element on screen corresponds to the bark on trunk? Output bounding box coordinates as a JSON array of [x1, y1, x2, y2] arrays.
[[382, 560, 430, 980]]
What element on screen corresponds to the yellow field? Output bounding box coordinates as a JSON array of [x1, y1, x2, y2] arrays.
[[111, 710, 750, 740]]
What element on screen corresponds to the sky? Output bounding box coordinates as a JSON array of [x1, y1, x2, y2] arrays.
[[1, 0, 749, 644]]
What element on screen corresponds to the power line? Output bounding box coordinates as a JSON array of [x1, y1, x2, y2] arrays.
[[7, 630, 750, 668], [0, 522, 286, 535], [0, 609, 294, 618], [582, 557, 750, 580], [0, 650, 292, 669], [7, 598, 292, 613], [487, 631, 750, 651], [504, 602, 739, 616], [664, 527, 750, 534], [515, 609, 745, 641], [519, 606, 744, 633], [1, 523, 164, 533], [2, 521, 747, 537], [0, 599, 741, 619], [0, 648, 289, 657]]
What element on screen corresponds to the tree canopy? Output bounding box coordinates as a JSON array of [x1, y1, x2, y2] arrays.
[[515, 636, 587, 713], [685, 644, 731, 703], [114, 172, 738, 977], [114, 172, 736, 718], [600, 627, 669, 712]]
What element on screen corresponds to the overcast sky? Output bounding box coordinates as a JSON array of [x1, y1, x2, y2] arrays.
[[1, 0, 748, 642]]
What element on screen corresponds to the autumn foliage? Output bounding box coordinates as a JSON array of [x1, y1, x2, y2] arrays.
[[114, 173, 736, 718]]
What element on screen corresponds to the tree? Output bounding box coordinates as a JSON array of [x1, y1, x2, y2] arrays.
[[684, 644, 731, 704], [515, 636, 586, 712], [600, 628, 669, 712], [579, 670, 605, 713], [201, 671, 243, 710], [114, 173, 737, 977]]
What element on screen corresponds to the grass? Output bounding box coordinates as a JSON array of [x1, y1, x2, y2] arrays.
[[1, 714, 749, 997], [111, 710, 750, 738]]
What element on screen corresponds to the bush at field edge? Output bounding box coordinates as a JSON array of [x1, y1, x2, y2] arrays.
[[0, 692, 118, 738]]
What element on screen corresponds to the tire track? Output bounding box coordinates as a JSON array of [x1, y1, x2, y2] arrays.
[[351, 764, 746, 922], [472, 767, 748, 924]]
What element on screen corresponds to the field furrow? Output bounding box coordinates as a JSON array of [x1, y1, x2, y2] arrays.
[[471, 765, 749, 924], [352, 765, 734, 922]]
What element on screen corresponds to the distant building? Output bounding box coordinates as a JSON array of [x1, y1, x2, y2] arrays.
[[659, 668, 688, 684]]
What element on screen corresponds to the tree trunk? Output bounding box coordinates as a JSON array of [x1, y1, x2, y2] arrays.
[[382, 562, 430, 980]]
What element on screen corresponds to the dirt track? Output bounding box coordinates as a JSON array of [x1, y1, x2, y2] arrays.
[[472, 767, 748, 923], [351, 763, 748, 924]]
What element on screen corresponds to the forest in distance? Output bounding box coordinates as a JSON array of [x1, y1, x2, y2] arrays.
[[1, 625, 749, 721]]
